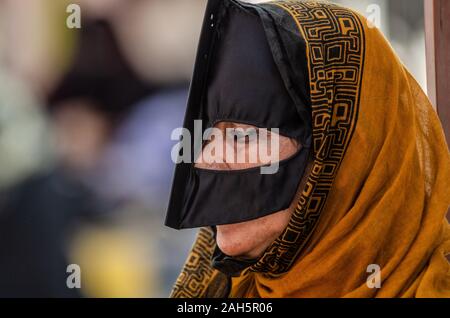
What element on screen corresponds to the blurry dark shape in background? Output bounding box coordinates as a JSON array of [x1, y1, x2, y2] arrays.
[[0, 0, 202, 297], [47, 20, 154, 174], [0, 170, 98, 298], [1, 18, 155, 298], [48, 20, 154, 126]]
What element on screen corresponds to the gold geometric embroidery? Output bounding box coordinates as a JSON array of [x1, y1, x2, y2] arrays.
[[170, 227, 217, 297]]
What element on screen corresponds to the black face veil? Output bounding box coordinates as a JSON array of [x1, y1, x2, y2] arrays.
[[165, 0, 311, 230]]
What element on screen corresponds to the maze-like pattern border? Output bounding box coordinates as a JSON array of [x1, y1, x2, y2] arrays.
[[170, 227, 216, 297]]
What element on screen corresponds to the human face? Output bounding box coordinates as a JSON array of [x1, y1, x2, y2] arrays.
[[195, 121, 304, 259]]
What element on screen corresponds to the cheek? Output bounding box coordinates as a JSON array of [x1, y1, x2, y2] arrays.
[[215, 227, 250, 257], [216, 209, 293, 257], [216, 224, 262, 258]]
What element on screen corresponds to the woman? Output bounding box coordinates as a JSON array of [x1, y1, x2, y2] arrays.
[[165, 0, 450, 297]]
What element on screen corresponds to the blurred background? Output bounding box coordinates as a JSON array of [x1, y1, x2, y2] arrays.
[[0, 0, 427, 297]]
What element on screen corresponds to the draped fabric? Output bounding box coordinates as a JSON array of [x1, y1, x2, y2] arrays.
[[171, 0, 450, 298]]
